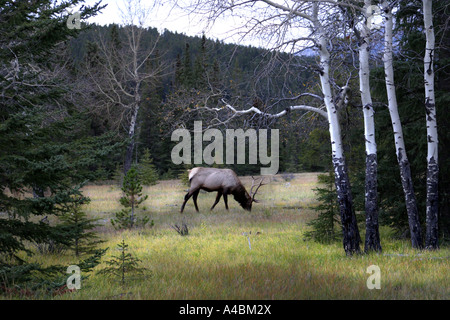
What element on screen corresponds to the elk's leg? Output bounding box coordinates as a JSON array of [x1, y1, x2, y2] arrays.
[[192, 189, 200, 212], [210, 191, 222, 211], [180, 188, 199, 213], [223, 193, 229, 210]]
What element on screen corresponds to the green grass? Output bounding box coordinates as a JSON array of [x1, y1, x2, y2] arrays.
[[7, 173, 450, 299]]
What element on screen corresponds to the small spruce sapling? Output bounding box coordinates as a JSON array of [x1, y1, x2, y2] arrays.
[[111, 166, 150, 229], [138, 148, 159, 186], [98, 239, 146, 286], [304, 171, 341, 243], [59, 197, 104, 257], [178, 164, 193, 187]]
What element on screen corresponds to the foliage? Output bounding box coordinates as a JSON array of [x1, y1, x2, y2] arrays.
[[59, 197, 104, 257], [138, 148, 159, 186], [0, 248, 107, 297], [0, 0, 111, 264], [349, 0, 450, 241], [113, 163, 124, 187], [111, 166, 151, 229], [178, 164, 194, 187], [70, 24, 322, 177], [98, 240, 146, 287], [304, 172, 341, 243]]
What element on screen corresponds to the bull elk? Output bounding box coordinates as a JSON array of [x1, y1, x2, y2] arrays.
[[180, 167, 265, 213]]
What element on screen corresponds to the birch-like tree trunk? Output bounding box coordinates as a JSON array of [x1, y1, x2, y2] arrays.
[[359, 0, 381, 252], [312, 4, 360, 255], [423, 0, 439, 250], [124, 84, 141, 174], [84, 0, 163, 175], [383, 3, 423, 249]]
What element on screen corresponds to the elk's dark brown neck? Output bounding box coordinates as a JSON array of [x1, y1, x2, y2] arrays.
[[232, 184, 251, 209]]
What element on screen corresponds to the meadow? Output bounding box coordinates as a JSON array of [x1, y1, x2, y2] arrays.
[[15, 173, 450, 299]]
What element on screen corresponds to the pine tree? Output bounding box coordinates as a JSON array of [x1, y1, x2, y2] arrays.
[[178, 163, 194, 187], [59, 198, 104, 257], [138, 148, 159, 186], [98, 239, 146, 287], [304, 172, 341, 243], [0, 0, 108, 292], [180, 43, 194, 88], [111, 166, 149, 229]]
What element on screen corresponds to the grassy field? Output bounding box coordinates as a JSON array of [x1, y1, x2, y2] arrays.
[[11, 173, 450, 299]]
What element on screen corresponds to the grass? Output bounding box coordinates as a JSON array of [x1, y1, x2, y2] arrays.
[[5, 173, 450, 299]]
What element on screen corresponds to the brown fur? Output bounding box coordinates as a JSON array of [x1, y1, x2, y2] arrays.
[[180, 167, 255, 213]]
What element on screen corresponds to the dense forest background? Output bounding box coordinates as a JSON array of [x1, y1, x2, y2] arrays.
[[67, 25, 323, 178], [66, 22, 450, 239]]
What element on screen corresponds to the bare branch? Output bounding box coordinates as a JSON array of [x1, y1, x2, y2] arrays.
[[221, 98, 328, 120]]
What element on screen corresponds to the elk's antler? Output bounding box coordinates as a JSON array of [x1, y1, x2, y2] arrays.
[[250, 176, 265, 203]]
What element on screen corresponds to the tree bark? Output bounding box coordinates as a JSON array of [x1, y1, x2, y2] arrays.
[[124, 100, 140, 174], [423, 0, 439, 250], [333, 157, 361, 255], [364, 153, 381, 252], [383, 4, 423, 249], [360, 0, 381, 253], [313, 5, 360, 255]]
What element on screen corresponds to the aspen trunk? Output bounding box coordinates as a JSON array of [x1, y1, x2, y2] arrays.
[[124, 105, 139, 174], [423, 0, 439, 250], [314, 8, 360, 254], [383, 5, 423, 249], [124, 83, 141, 174], [360, 1, 381, 252]]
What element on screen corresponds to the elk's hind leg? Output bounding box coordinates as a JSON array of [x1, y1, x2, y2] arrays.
[[180, 188, 199, 213], [192, 189, 200, 212]]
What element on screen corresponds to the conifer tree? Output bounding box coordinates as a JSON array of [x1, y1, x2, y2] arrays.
[[99, 239, 146, 287], [111, 166, 149, 229], [138, 148, 159, 186], [304, 172, 341, 243], [59, 198, 104, 257], [0, 0, 110, 292]]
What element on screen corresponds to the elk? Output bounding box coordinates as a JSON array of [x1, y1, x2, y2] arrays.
[[180, 167, 265, 213]]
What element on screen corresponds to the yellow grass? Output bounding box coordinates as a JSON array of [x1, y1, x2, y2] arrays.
[[6, 172, 450, 300]]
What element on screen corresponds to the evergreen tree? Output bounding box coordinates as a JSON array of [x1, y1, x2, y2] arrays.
[[304, 172, 341, 243], [178, 163, 194, 187], [0, 0, 109, 292], [111, 166, 150, 229], [193, 34, 209, 88], [138, 148, 159, 186], [182, 42, 194, 88], [59, 197, 104, 257], [98, 239, 146, 287]]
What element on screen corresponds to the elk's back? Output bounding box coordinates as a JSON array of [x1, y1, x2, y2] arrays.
[[189, 167, 242, 191]]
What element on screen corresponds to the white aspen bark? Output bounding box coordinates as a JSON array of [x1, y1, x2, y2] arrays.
[[383, 4, 423, 248], [423, 0, 439, 249], [313, 4, 360, 255], [360, 0, 380, 252], [360, 14, 377, 157], [124, 81, 141, 173]]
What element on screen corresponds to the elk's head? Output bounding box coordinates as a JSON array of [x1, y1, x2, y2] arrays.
[[242, 176, 265, 211]]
